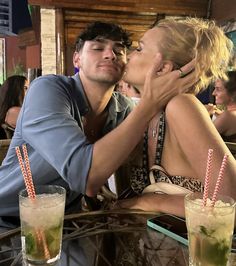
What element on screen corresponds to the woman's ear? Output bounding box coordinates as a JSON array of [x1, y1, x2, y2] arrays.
[[156, 60, 175, 76], [73, 51, 81, 68]]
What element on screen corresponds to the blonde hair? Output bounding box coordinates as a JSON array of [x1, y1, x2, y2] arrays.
[[155, 17, 234, 94]]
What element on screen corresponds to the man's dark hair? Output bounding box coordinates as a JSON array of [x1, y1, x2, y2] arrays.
[[75, 21, 132, 51]]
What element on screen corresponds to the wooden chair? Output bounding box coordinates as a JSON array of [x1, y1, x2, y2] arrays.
[[225, 142, 236, 159], [0, 139, 11, 164]]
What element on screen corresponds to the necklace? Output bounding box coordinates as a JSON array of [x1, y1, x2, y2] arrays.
[[152, 128, 158, 138], [149, 116, 159, 139], [147, 114, 161, 168]]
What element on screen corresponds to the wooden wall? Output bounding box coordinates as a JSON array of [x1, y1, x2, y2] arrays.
[[211, 0, 236, 22], [64, 9, 157, 47], [29, 0, 208, 16], [28, 0, 209, 74], [30, 0, 209, 44]]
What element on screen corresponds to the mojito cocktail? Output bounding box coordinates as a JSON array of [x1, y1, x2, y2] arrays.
[[185, 192, 235, 266], [19, 185, 66, 265]]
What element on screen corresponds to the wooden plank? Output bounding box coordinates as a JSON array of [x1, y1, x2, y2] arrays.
[[64, 12, 156, 26], [64, 10, 157, 24], [29, 0, 208, 17], [18, 29, 37, 47], [63, 8, 158, 45]]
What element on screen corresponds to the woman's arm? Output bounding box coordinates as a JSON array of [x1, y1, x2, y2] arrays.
[[117, 193, 185, 217]]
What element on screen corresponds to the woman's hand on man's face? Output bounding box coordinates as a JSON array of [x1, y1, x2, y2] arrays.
[[140, 53, 196, 112]]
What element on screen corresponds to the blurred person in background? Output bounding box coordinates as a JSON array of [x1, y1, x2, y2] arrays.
[[0, 75, 28, 138], [207, 71, 236, 142], [116, 79, 140, 104]]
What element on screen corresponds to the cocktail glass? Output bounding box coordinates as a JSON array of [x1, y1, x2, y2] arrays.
[[185, 192, 235, 266], [19, 185, 66, 265]]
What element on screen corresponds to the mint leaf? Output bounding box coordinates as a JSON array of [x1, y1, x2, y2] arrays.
[[199, 225, 215, 237], [25, 233, 36, 254]]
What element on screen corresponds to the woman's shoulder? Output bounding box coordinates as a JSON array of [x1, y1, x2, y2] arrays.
[[167, 93, 198, 106], [164, 93, 213, 137], [165, 94, 204, 116], [6, 106, 21, 115], [5, 106, 21, 128]]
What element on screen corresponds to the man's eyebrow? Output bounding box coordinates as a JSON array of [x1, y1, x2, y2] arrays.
[[92, 38, 125, 48]]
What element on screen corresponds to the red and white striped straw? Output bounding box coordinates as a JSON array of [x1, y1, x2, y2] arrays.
[[22, 144, 36, 197], [15, 145, 51, 259], [203, 149, 213, 207], [211, 154, 229, 207], [39, 229, 51, 259], [15, 146, 35, 199]]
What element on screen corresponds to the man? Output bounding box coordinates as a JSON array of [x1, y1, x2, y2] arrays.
[[0, 21, 194, 224]]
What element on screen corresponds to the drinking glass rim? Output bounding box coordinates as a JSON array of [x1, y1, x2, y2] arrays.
[[19, 185, 66, 198], [185, 192, 236, 208]]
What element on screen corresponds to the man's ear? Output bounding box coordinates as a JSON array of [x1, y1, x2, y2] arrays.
[[73, 51, 81, 68], [156, 60, 175, 76]]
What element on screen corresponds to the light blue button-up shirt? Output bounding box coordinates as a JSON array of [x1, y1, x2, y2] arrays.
[[0, 74, 134, 220]]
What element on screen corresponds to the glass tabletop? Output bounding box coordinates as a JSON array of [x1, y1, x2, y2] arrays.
[[0, 210, 189, 266], [2, 210, 235, 266]]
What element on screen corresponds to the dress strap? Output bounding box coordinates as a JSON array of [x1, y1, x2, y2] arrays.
[[142, 129, 149, 179], [142, 111, 165, 178], [154, 111, 165, 165]]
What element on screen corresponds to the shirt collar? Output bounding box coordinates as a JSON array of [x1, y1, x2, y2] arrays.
[[71, 73, 90, 116], [107, 92, 127, 118]]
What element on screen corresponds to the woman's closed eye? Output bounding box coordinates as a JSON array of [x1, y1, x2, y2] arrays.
[[135, 46, 142, 52]]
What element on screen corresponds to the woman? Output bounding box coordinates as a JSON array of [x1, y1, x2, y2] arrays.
[[209, 71, 236, 142], [0, 75, 28, 138], [117, 17, 236, 217]]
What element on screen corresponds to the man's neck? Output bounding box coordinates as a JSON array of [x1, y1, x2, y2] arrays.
[[80, 76, 115, 117]]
